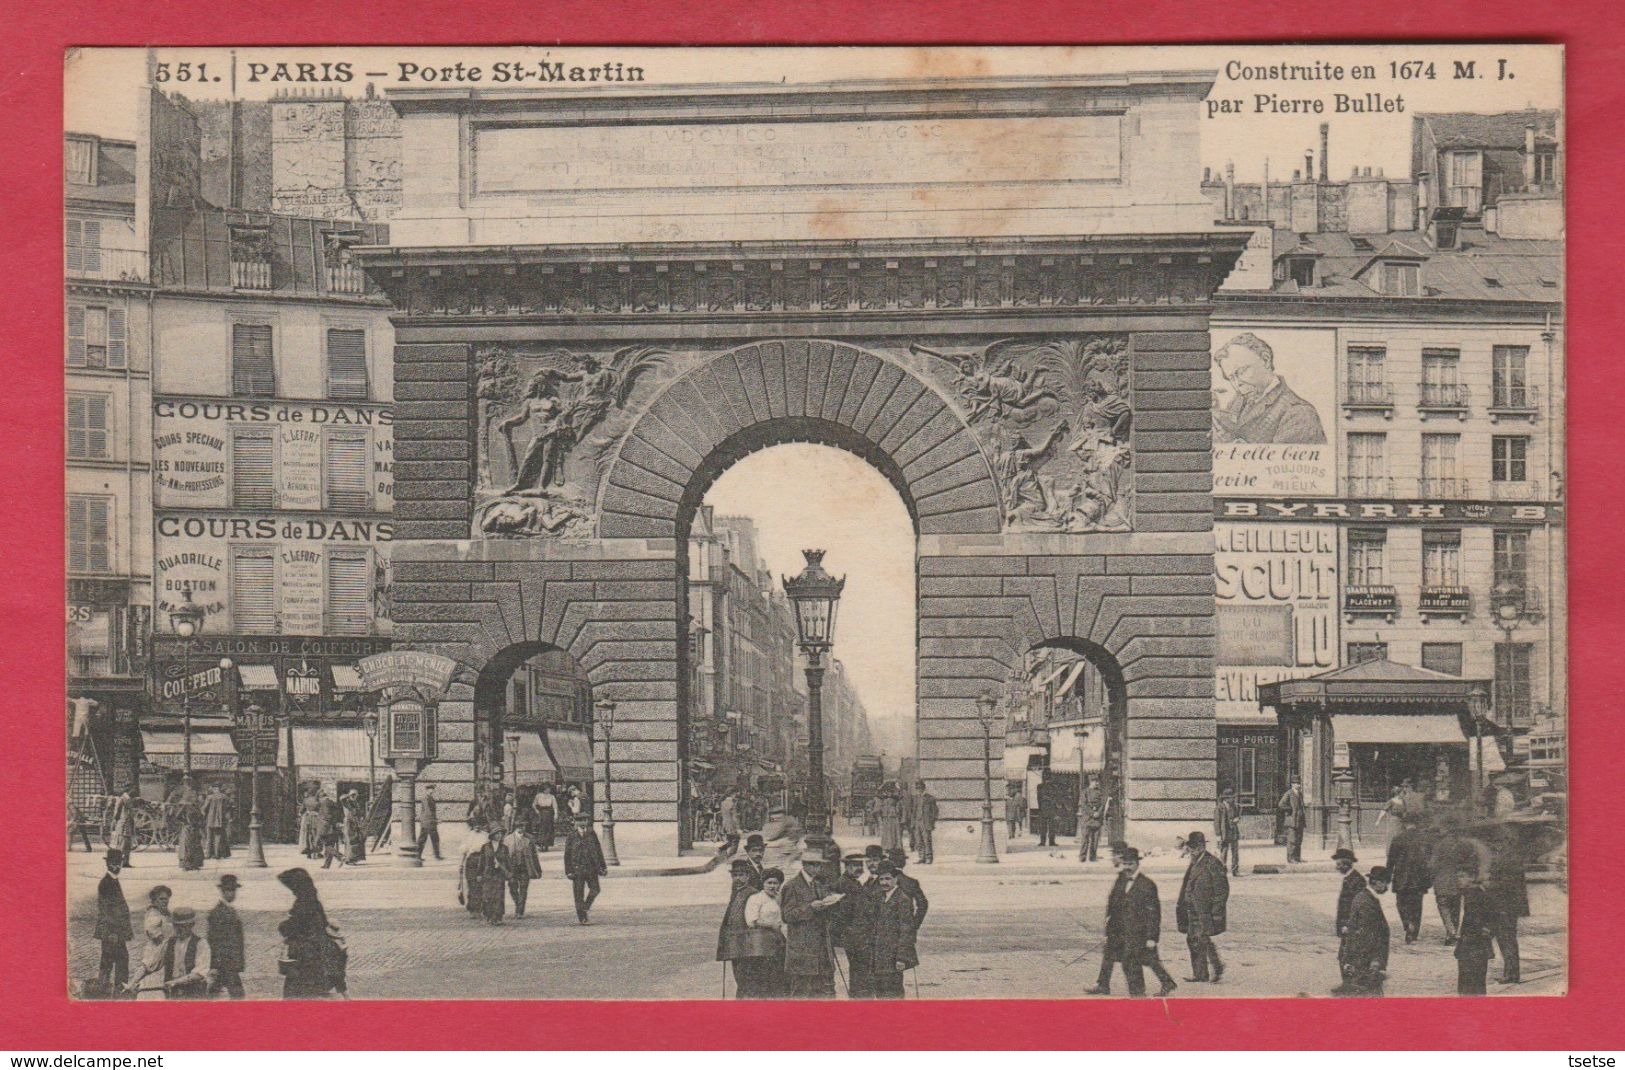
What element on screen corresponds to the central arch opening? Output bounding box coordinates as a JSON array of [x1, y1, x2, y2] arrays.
[[679, 440, 916, 849]]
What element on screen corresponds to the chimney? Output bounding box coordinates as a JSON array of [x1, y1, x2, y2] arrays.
[[1293, 169, 1301, 181], [1523, 123, 1537, 187], [1304, 151, 1314, 180], [1262, 157, 1271, 223], [1319, 123, 1329, 182], [1224, 161, 1236, 221], [1203, 166, 1211, 182]]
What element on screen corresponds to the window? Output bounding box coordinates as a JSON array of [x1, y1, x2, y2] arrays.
[[1421, 433, 1461, 494], [1286, 257, 1315, 288], [231, 323, 276, 397], [1346, 346, 1387, 404], [66, 393, 110, 459], [1443, 150, 1484, 213], [67, 496, 112, 573], [325, 328, 369, 400], [1494, 643, 1533, 726], [1532, 152, 1557, 186], [1347, 530, 1387, 587], [324, 430, 371, 511], [65, 136, 96, 185], [231, 547, 278, 634], [1347, 641, 1388, 665], [67, 304, 125, 369], [1378, 261, 1420, 297], [1492, 346, 1530, 408], [1422, 529, 1462, 587], [1421, 642, 1464, 676], [1421, 349, 1463, 406], [1346, 433, 1386, 494], [325, 550, 372, 636], [68, 606, 115, 677], [1494, 529, 1530, 591], [1492, 436, 1530, 483], [231, 429, 276, 510], [66, 218, 102, 273]]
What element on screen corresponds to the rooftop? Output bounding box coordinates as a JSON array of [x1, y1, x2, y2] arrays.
[[1264, 227, 1561, 302]]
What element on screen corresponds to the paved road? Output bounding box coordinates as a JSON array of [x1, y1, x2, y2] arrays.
[[70, 852, 1564, 1000]]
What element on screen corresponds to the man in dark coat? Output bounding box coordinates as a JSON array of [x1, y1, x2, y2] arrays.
[[1082, 782, 1106, 863], [94, 850, 132, 995], [1384, 817, 1432, 943], [741, 833, 768, 889], [1430, 828, 1485, 945], [1033, 779, 1056, 846], [563, 813, 607, 924], [913, 783, 938, 864], [1333, 848, 1364, 937], [832, 852, 875, 998], [417, 784, 441, 861], [161, 907, 211, 999], [1278, 778, 1306, 863], [886, 848, 929, 934], [864, 863, 920, 999], [1213, 787, 1242, 876], [1454, 867, 1498, 995], [203, 784, 231, 860], [207, 874, 245, 998], [505, 824, 543, 919], [1088, 845, 1176, 997], [1335, 865, 1391, 995], [780, 850, 842, 998], [1488, 828, 1528, 984], [1175, 831, 1229, 982]]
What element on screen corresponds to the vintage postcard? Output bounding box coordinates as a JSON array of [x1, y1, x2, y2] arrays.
[[63, 44, 1564, 1001]]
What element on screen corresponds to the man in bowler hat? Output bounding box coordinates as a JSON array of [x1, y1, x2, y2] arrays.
[[1088, 845, 1176, 997], [564, 812, 607, 924], [1335, 864, 1390, 995], [94, 850, 132, 996], [207, 874, 245, 998], [1175, 831, 1229, 982], [1333, 848, 1364, 937]]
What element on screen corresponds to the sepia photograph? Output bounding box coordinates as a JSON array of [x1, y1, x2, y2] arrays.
[[58, 42, 1567, 1007]]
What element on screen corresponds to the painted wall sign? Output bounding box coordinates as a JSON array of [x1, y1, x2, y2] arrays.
[[358, 650, 459, 695], [1218, 498, 1563, 524], [1211, 326, 1336, 498]]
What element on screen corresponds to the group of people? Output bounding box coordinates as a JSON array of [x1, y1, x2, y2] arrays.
[[716, 834, 929, 999], [1086, 832, 1230, 997], [458, 809, 608, 927], [92, 849, 347, 1000], [1005, 776, 1115, 856], [296, 785, 371, 868], [851, 782, 938, 861]]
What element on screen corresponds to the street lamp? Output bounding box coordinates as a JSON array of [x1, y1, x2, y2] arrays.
[[243, 700, 268, 868], [168, 588, 207, 777], [505, 732, 521, 797], [782, 549, 845, 837], [363, 710, 379, 811], [1332, 766, 1355, 853], [974, 691, 1002, 864], [595, 696, 620, 866], [1468, 683, 1492, 804]]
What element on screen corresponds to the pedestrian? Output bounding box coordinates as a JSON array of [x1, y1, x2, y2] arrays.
[[739, 866, 790, 997], [1332, 847, 1364, 939], [1384, 816, 1432, 943], [1430, 826, 1483, 945], [1488, 827, 1528, 985], [341, 790, 366, 864], [1334, 865, 1391, 996], [1213, 787, 1241, 876], [565, 784, 584, 818], [1005, 784, 1023, 839], [319, 790, 344, 869], [861, 843, 883, 887], [470, 826, 510, 926], [1278, 777, 1306, 864], [886, 848, 929, 934], [159, 907, 211, 1000], [124, 913, 171, 1000], [719, 790, 741, 856], [781, 849, 843, 998], [531, 785, 556, 851], [863, 796, 878, 837], [108, 790, 136, 866], [717, 858, 764, 997], [1088, 845, 1176, 997], [1032, 779, 1053, 846], [144, 884, 173, 939], [299, 787, 323, 858], [203, 783, 231, 860], [94, 850, 132, 997], [1454, 866, 1498, 995], [912, 782, 938, 864], [505, 822, 542, 919], [277, 867, 346, 999], [741, 832, 768, 888], [207, 874, 245, 999], [417, 784, 442, 861], [1175, 831, 1229, 983], [877, 788, 903, 853], [175, 779, 206, 871], [564, 812, 607, 925], [832, 852, 875, 998], [864, 862, 919, 999], [1083, 781, 1106, 863]]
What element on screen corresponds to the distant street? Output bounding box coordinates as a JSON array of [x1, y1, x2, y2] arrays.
[[69, 831, 1565, 1000]]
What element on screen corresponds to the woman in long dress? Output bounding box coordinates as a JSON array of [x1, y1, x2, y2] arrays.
[[107, 790, 136, 863], [176, 793, 206, 871], [878, 790, 903, 853], [739, 868, 788, 997], [278, 867, 346, 999], [469, 827, 510, 925], [124, 913, 171, 1000], [341, 793, 366, 864]]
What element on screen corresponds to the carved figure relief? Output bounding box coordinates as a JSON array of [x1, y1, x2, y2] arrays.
[[474, 345, 667, 540], [912, 335, 1133, 533]]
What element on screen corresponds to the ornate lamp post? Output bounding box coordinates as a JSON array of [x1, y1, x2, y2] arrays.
[[363, 710, 379, 809], [782, 550, 845, 837], [1468, 683, 1492, 805], [244, 702, 268, 867], [167, 588, 207, 777], [595, 696, 620, 866], [1332, 766, 1356, 853], [974, 691, 1003, 864]]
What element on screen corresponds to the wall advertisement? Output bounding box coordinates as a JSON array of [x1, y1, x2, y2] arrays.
[[1214, 521, 1339, 724], [1211, 325, 1337, 498]]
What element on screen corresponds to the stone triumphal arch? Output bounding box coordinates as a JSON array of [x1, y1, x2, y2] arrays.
[[361, 71, 1247, 855]]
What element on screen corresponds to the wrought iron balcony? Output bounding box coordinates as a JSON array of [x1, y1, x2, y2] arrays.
[[1418, 476, 1472, 498], [1490, 383, 1542, 419], [1341, 381, 1395, 411], [1418, 381, 1471, 414], [1489, 478, 1544, 501], [1343, 475, 1395, 498]]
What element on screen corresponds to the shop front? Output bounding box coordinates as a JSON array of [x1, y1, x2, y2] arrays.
[[1259, 659, 1490, 848]]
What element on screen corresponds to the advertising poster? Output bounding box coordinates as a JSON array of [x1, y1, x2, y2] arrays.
[[1211, 325, 1337, 497]]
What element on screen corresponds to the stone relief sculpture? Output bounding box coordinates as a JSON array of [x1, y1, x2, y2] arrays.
[[474, 344, 667, 539], [913, 335, 1133, 532]]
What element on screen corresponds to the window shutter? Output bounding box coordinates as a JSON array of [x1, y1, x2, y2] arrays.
[[67, 395, 87, 457], [232, 324, 275, 397], [87, 499, 110, 572], [67, 497, 88, 572], [82, 220, 102, 273], [66, 219, 82, 273], [326, 329, 369, 399], [232, 431, 276, 509], [324, 431, 371, 510], [67, 394, 108, 458], [106, 307, 126, 369], [67, 305, 86, 367], [232, 550, 278, 633], [325, 551, 371, 635]]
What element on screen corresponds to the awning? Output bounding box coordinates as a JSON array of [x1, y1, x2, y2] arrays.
[[1003, 744, 1044, 779], [1055, 662, 1088, 699], [548, 728, 594, 780], [278, 726, 372, 770], [508, 731, 557, 784], [1330, 714, 1467, 745], [141, 730, 239, 771], [330, 664, 364, 691], [1032, 661, 1072, 692], [237, 664, 280, 691]]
